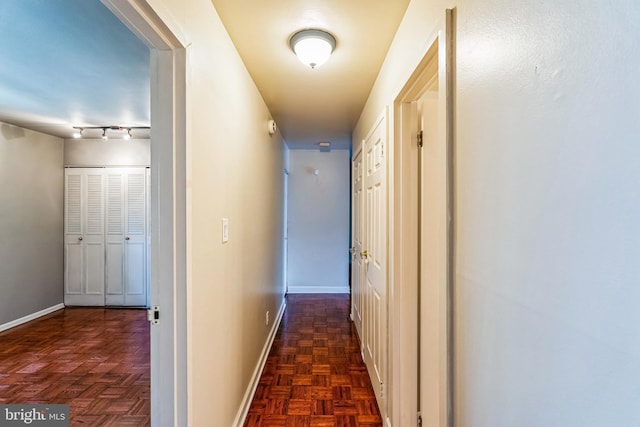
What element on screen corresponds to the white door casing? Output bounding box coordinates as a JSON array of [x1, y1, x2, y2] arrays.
[[283, 168, 289, 293], [390, 9, 455, 427], [64, 168, 106, 306], [146, 167, 151, 308], [362, 110, 388, 412], [98, 1, 188, 424]]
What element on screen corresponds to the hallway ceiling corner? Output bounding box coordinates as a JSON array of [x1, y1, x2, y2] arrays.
[[0, 0, 409, 148], [210, 0, 410, 149]]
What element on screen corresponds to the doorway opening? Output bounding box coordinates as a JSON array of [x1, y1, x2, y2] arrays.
[[101, 0, 188, 425], [390, 8, 455, 427]]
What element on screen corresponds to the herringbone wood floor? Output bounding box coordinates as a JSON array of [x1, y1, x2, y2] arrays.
[[1, 296, 379, 427], [0, 308, 150, 426], [244, 294, 382, 427]]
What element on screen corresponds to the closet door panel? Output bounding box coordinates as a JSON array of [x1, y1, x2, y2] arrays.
[[123, 169, 147, 306], [84, 172, 105, 298], [85, 241, 105, 296], [65, 172, 83, 296], [103, 168, 148, 306], [125, 241, 146, 304], [65, 242, 83, 296], [64, 168, 105, 306], [64, 167, 148, 307], [105, 172, 125, 305], [105, 243, 124, 303]]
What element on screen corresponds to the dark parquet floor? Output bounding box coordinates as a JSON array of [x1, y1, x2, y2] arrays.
[[0, 308, 150, 426], [244, 294, 382, 427]]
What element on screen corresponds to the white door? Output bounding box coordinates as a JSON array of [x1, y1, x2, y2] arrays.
[[351, 148, 364, 339], [64, 168, 106, 306], [105, 167, 148, 306], [363, 113, 388, 410]]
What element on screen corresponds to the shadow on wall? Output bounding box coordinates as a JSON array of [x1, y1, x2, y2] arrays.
[[1, 124, 26, 140]]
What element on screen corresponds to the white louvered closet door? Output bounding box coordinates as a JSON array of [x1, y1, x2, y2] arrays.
[[64, 168, 106, 306], [105, 168, 148, 306]]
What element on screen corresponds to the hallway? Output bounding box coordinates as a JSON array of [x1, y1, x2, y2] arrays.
[[244, 294, 382, 427]]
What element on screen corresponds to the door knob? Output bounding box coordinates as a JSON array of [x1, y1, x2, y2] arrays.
[[360, 250, 368, 259], [125, 237, 130, 241], [78, 236, 83, 241]]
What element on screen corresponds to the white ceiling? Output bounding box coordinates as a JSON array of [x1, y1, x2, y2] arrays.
[[0, 0, 410, 148], [0, 0, 150, 140], [211, 0, 410, 149]]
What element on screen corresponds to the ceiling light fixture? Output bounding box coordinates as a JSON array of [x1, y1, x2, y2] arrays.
[[123, 129, 132, 140], [72, 128, 83, 139], [289, 29, 336, 69], [101, 128, 108, 141]]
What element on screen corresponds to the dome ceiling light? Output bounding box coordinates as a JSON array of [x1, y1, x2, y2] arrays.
[[289, 29, 336, 69]]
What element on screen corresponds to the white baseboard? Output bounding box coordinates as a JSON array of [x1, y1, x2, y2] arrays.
[[287, 285, 350, 294], [0, 303, 65, 333], [233, 298, 286, 427]]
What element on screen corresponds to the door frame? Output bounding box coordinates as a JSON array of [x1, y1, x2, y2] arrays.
[[390, 8, 455, 427], [283, 167, 289, 294], [100, 1, 187, 425]]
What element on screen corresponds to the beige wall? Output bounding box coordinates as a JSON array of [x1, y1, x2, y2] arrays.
[[287, 149, 350, 294], [146, 0, 286, 425], [356, 0, 640, 426], [0, 122, 64, 326], [64, 138, 150, 166]]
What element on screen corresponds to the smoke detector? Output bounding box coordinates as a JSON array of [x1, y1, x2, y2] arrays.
[[267, 119, 277, 135], [318, 141, 331, 152]]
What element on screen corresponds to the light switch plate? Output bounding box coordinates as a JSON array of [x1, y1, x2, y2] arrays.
[[222, 218, 229, 243]]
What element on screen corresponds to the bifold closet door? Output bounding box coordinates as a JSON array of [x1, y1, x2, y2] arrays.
[[105, 168, 148, 306], [64, 168, 106, 306]]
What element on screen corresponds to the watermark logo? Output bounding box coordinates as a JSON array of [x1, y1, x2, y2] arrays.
[[0, 405, 69, 427]]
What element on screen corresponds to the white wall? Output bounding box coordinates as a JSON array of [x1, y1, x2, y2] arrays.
[[144, 0, 287, 425], [64, 138, 150, 166], [355, 0, 640, 426], [287, 149, 350, 294], [0, 122, 64, 326]]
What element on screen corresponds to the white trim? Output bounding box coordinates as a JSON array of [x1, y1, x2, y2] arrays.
[[287, 285, 350, 294], [233, 300, 287, 427], [389, 9, 455, 427], [100, 1, 188, 426], [0, 304, 65, 333]]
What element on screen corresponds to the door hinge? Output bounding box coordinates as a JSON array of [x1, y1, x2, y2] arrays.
[[147, 305, 160, 325], [417, 130, 424, 148], [417, 411, 423, 427]]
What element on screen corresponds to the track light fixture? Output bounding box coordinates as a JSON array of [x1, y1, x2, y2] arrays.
[[72, 126, 149, 140]]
